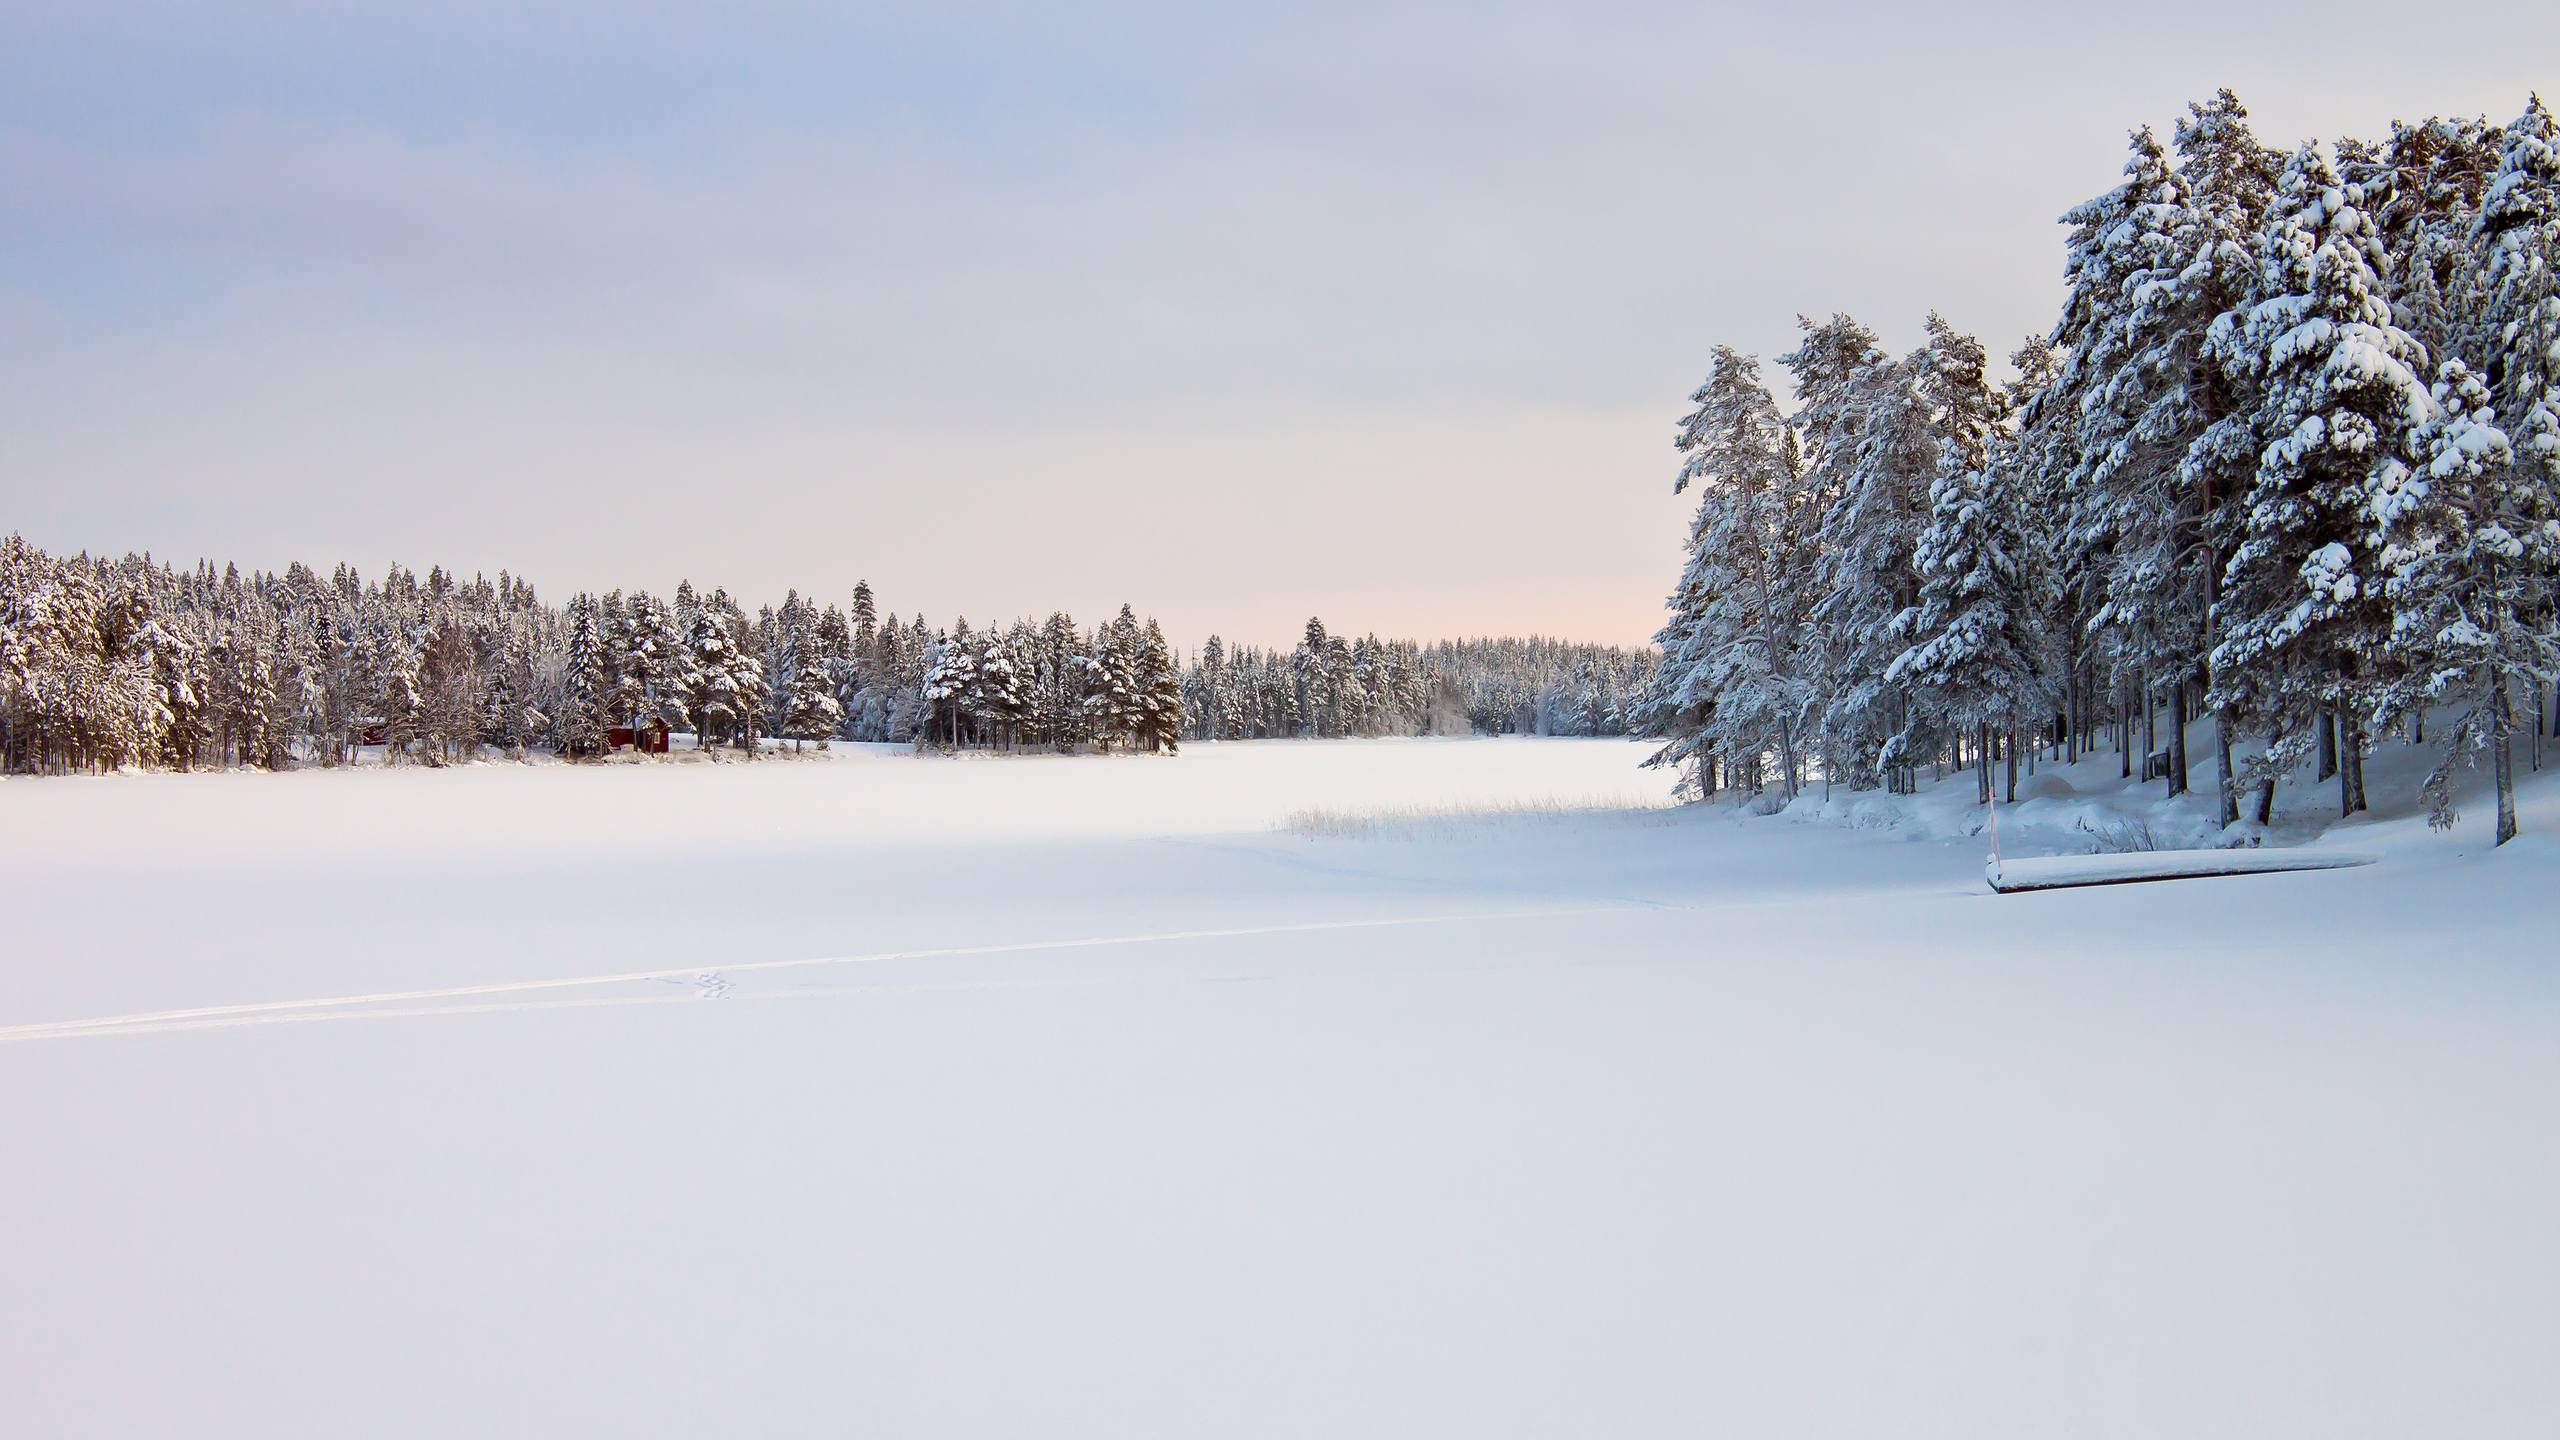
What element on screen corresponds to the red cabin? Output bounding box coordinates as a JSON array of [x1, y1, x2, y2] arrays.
[[608, 719, 671, 754]]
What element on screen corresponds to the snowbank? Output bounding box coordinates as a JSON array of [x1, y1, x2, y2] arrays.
[[1771, 712, 2560, 873]]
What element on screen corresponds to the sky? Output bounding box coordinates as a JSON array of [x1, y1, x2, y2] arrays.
[[4, 2, 2556, 650]]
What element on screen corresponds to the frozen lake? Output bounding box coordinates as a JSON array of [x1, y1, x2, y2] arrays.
[[2, 738, 2553, 1437]]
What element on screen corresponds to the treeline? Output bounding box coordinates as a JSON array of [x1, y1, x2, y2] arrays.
[[1639, 90, 2560, 844], [1182, 621, 1652, 741], [0, 538, 1191, 771], [0, 538, 1657, 773]]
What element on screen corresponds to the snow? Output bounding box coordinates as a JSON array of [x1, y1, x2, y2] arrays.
[[4, 737, 2557, 1437]]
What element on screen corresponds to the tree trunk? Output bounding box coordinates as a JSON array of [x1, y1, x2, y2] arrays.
[[2212, 709, 2238, 828], [1775, 717, 1800, 805], [2340, 715, 2367, 817], [2004, 727, 2018, 804], [2495, 667, 2518, 846], [2316, 710, 2337, 781], [2141, 679, 2155, 778], [2167, 682, 2190, 797]]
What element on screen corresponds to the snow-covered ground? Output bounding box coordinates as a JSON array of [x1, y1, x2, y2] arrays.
[[3, 737, 2555, 1437]]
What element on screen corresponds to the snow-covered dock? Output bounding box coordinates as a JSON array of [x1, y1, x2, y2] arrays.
[[1987, 847, 2378, 893]]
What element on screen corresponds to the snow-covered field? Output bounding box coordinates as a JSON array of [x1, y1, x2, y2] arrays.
[[3, 737, 2555, 1437]]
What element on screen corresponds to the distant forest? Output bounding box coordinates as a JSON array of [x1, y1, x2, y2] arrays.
[[0, 536, 1653, 774]]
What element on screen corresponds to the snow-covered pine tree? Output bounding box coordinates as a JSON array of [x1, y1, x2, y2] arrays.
[[2070, 109, 2272, 818], [2344, 116, 2498, 370], [2369, 359, 2554, 841], [1646, 346, 1811, 799], [2474, 97, 2560, 578], [2207, 142, 2436, 817], [1886, 444, 2050, 804], [2045, 134, 2152, 781], [1777, 315, 1889, 789], [850, 580, 878, 666], [2003, 337, 2081, 758], [1812, 347, 1939, 792]]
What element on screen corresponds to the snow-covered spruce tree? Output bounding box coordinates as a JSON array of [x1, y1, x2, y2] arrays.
[[1645, 346, 1812, 799], [781, 612, 841, 751], [2207, 142, 2436, 817], [719, 593, 766, 757], [415, 606, 483, 765], [1084, 609, 1143, 749], [813, 605, 855, 740], [599, 590, 637, 730], [629, 591, 692, 739], [1332, 633, 1374, 735], [974, 626, 1035, 749], [1193, 635, 1233, 741], [1037, 611, 1086, 751], [372, 606, 425, 761], [918, 620, 977, 748], [887, 613, 934, 743], [2369, 360, 2554, 841], [1292, 617, 1334, 738], [684, 588, 745, 750], [279, 605, 330, 763], [758, 599, 793, 740], [486, 609, 544, 758], [1135, 619, 1184, 754], [558, 592, 609, 758]]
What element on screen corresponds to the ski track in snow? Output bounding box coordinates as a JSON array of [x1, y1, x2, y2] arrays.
[[0, 902, 1663, 1044]]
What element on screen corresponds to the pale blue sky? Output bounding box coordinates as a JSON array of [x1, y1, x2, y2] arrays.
[[5, 2, 2554, 646]]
